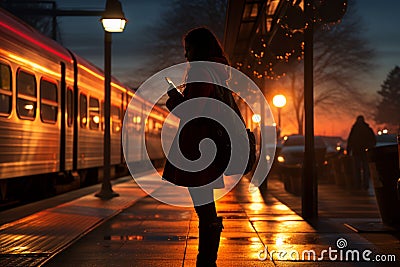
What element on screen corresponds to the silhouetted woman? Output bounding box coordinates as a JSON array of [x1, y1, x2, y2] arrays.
[[162, 27, 229, 267]]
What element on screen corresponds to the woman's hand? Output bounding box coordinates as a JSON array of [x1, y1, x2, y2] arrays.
[[167, 86, 181, 98]]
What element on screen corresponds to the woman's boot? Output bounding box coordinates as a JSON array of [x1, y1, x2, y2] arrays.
[[196, 216, 223, 267]]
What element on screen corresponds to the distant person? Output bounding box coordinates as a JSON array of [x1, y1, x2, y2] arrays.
[[347, 115, 376, 189], [162, 27, 228, 267]]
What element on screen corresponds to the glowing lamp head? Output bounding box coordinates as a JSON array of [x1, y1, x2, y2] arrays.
[[101, 19, 126, 32], [272, 94, 287, 108], [252, 114, 261, 123], [101, 0, 127, 32]]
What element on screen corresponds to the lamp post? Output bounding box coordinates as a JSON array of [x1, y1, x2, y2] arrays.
[[272, 94, 286, 138], [302, 0, 317, 220], [95, 0, 127, 200]]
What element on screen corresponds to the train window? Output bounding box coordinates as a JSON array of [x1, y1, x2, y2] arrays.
[[89, 97, 100, 130], [67, 88, 73, 127], [111, 105, 121, 133], [155, 121, 162, 133], [80, 93, 87, 128], [146, 118, 153, 133], [132, 113, 142, 132], [17, 70, 36, 120], [0, 63, 12, 116], [40, 79, 58, 123]]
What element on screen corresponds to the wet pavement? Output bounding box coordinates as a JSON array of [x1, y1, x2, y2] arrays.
[[43, 175, 399, 266], [1, 171, 400, 266]]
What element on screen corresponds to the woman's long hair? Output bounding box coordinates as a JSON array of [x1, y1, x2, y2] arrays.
[[184, 27, 228, 63]]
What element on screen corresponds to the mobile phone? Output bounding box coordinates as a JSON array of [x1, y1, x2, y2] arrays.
[[165, 77, 177, 89]]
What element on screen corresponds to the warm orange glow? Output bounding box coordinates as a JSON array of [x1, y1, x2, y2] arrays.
[[109, 235, 144, 241], [249, 203, 264, 211], [24, 104, 34, 110], [78, 64, 127, 93], [101, 18, 126, 32], [274, 204, 290, 211], [78, 64, 103, 80], [112, 83, 128, 93], [132, 116, 141, 124], [252, 114, 261, 123], [272, 94, 287, 108], [11, 246, 29, 252], [275, 237, 285, 246], [1, 49, 61, 78], [281, 110, 363, 140], [13, 235, 23, 241], [149, 111, 166, 123], [93, 116, 100, 124], [0, 21, 72, 62]]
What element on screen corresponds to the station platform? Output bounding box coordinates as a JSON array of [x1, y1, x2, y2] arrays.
[[1, 171, 399, 267]]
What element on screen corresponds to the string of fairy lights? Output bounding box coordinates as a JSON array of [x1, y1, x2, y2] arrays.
[[235, 0, 347, 81]]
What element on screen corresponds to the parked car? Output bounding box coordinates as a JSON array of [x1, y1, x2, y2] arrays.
[[367, 133, 400, 224], [320, 136, 346, 156], [276, 135, 341, 194], [375, 133, 397, 147]]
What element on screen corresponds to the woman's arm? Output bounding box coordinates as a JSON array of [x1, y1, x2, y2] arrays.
[[166, 67, 215, 117]]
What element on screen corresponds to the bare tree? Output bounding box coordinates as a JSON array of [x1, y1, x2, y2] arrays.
[[128, 0, 227, 87], [275, 0, 375, 134]]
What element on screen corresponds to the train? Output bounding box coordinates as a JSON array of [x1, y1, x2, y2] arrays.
[[0, 8, 175, 205]]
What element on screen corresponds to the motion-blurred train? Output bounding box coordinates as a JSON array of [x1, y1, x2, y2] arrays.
[[0, 8, 175, 204]]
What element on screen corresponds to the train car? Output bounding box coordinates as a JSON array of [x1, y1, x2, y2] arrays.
[[0, 9, 76, 200], [71, 54, 127, 184], [0, 8, 172, 205], [122, 89, 179, 171]]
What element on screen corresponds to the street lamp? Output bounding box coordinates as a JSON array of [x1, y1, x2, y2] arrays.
[[95, 0, 127, 200], [272, 94, 286, 137], [101, 0, 127, 32]]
